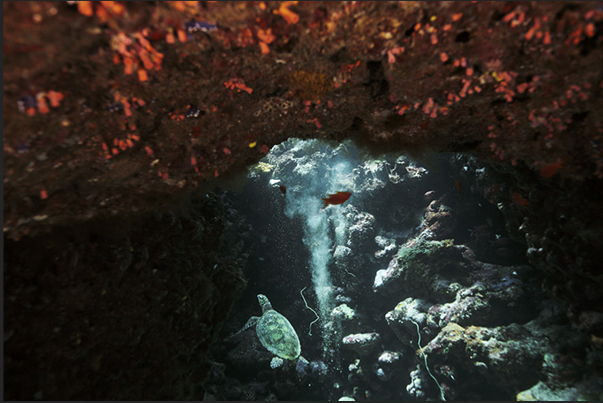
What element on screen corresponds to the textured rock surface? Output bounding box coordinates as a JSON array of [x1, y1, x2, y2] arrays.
[[342, 332, 382, 356], [421, 320, 590, 399], [5, 1, 603, 244], [516, 378, 603, 401], [4, 194, 248, 400]]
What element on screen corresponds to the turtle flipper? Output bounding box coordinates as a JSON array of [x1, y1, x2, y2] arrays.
[[227, 316, 260, 339], [295, 355, 310, 375], [270, 356, 284, 369]]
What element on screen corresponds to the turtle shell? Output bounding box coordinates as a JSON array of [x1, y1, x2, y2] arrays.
[[256, 309, 301, 360]]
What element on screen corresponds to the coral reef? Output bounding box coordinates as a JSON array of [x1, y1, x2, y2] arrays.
[[204, 140, 602, 400]]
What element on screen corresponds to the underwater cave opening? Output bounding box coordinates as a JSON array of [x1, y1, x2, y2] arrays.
[[204, 138, 535, 401]]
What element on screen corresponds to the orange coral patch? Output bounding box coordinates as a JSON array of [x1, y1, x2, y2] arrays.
[[36, 94, 50, 114], [138, 50, 154, 70], [78, 1, 94, 16], [177, 29, 187, 43], [100, 1, 124, 15], [516, 83, 529, 94], [122, 100, 132, 117], [224, 79, 253, 94], [95, 6, 110, 22], [123, 57, 135, 75], [257, 28, 276, 44], [274, 1, 299, 24], [503, 11, 516, 23], [137, 68, 148, 82], [47, 91, 64, 108], [171, 1, 186, 12]]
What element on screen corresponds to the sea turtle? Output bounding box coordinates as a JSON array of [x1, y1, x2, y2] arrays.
[[236, 294, 302, 369]]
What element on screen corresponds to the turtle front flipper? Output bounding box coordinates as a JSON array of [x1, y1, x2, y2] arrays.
[[227, 316, 260, 339]]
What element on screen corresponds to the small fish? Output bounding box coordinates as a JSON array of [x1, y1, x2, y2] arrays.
[[424, 190, 436, 201], [491, 183, 500, 200], [279, 185, 286, 195], [512, 192, 530, 206], [321, 191, 352, 209], [455, 180, 462, 198], [539, 161, 563, 178]]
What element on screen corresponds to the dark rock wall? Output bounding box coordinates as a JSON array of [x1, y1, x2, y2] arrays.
[[4, 194, 247, 400]]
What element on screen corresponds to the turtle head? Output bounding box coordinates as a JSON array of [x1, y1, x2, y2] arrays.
[[257, 294, 272, 312]]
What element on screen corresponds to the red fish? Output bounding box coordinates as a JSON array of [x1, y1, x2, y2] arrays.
[[424, 190, 436, 201], [279, 185, 287, 195], [512, 192, 530, 206], [491, 183, 500, 199], [322, 191, 352, 209], [455, 180, 462, 198], [539, 161, 563, 178]]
